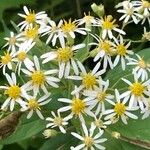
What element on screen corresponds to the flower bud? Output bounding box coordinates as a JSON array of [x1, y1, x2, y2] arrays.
[[91, 3, 105, 17], [111, 131, 121, 139], [42, 129, 57, 138]]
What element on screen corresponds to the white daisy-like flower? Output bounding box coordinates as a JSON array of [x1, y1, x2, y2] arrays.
[[18, 6, 47, 30], [61, 19, 90, 39], [21, 93, 51, 119], [13, 42, 35, 75], [121, 74, 150, 110], [0, 73, 27, 111], [71, 123, 107, 150], [89, 34, 115, 69], [104, 89, 138, 124], [22, 56, 60, 96], [113, 35, 133, 70], [58, 91, 94, 123], [98, 15, 126, 39], [141, 98, 150, 119], [0, 50, 15, 75], [3, 31, 24, 53], [127, 54, 150, 81], [41, 43, 85, 78], [46, 111, 72, 134], [41, 19, 65, 46], [116, 1, 143, 24], [68, 61, 105, 94], [83, 80, 114, 114], [93, 113, 112, 130]]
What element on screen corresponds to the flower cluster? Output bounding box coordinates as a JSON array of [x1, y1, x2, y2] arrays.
[[1, 1, 150, 149]]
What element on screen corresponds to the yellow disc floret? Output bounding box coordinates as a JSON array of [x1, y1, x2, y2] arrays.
[[57, 47, 73, 62], [9, 37, 16, 45], [17, 51, 27, 61], [71, 98, 85, 115], [142, 0, 150, 8], [84, 136, 94, 148], [138, 59, 147, 69], [82, 73, 97, 89], [5, 85, 21, 99], [25, 26, 39, 39], [114, 103, 126, 116], [53, 117, 63, 126], [31, 71, 45, 85], [28, 99, 39, 110], [25, 10, 36, 23], [97, 92, 106, 102], [1, 52, 12, 65], [129, 82, 144, 96], [116, 44, 127, 56]]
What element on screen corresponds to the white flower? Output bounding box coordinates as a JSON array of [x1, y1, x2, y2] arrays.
[[89, 34, 115, 69], [21, 93, 51, 119], [41, 19, 65, 46], [98, 15, 126, 39], [3, 31, 24, 53], [22, 56, 60, 96], [83, 80, 114, 114], [104, 89, 138, 124], [41, 43, 85, 78], [121, 74, 150, 110], [71, 123, 107, 150], [13, 42, 35, 75], [141, 98, 150, 119], [68, 61, 105, 94], [127, 54, 150, 81], [58, 91, 94, 123], [46, 111, 72, 134], [18, 6, 47, 30], [0, 73, 27, 111], [113, 35, 133, 70], [117, 1, 143, 24], [61, 19, 90, 39]]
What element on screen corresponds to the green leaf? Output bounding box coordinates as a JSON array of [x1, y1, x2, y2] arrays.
[[0, 117, 46, 145]]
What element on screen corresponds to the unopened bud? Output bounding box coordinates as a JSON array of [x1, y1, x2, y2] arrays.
[[111, 131, 121, 139], [91, 3, 105, 17], [42, 129, 57, 138]]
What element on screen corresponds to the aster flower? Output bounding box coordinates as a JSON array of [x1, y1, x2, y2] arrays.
[[89, 34, 115, 69], [41, 43, 85, 78], [18, 6, 47, 30], [71, 123, 107, 150], [127, 54, 150, 81], [13, 42, 35, 75], [3, 31, 24, 53], [83, 79, 114, 114], [121, 74, 150, 110], [116, 1, 143, 24], [58, 90, 94, 123], [0, 73, 27, 111], [113, 35, 133, 70], [21, 93, 51, 119], [68, 61, 105, 94], [141, 98, 150, 119], [98, 15, 126, 39], [46, 111, 72, 134], [22, 56, 60, 96], [0, 50, 15, 75], [104, 89, 138, 124]]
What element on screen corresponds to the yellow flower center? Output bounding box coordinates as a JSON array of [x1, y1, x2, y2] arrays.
[[5, 85, 21, 99], [82, 73, 97, 89], [138, 59, 147, 69], [31, 71, 45, 85], [25, 26, 39, 39], [71, 98, 85, 115], [17, 51, 27, 61], [84, 136, 94, 147], [102, 15, 117, 30], [97, 92, 106, 102], [114, 103, 126, 116], [61, 19, 77, 32], [53, 117, 63, 126], [9, 37, 16, 45], [142, 0, 150, 8], [57, 47, 73, 62], [1, 52, 12, 65], [28, 99, 39, 110], [129, 82, 144, 96], [94, 119, 104, 128], [127, 9, 134, 15], [116, 44, 127, 56], [25, 10, 36, 23]]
